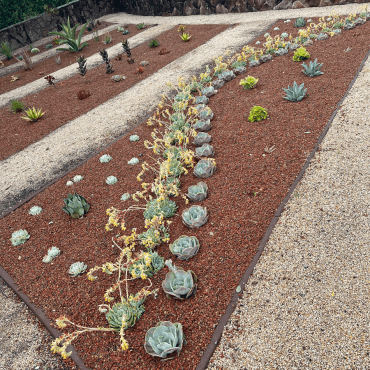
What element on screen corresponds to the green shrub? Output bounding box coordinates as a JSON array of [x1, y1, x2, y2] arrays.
[[148, 39, 159, 48], [0, 41, 13, 60], [248, 106, 268, 122], [9, 100, 25, 113]]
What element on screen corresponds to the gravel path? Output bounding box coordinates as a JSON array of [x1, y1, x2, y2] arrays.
[[208, 48, 370, 370], [2, 3, 370, 369]]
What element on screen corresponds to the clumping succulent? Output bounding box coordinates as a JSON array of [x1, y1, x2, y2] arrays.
[[43, 246, 61, 263], [128, 157, 139, 165], [194, 132, 211, 146], [99, 154, 113, 163], [283, 81, 307, 102], [153, 177, 181, 197], [111, 74, 125, 82], [281, 32, 288, 38], [302, 58, 324, 77], [231, 60, 247, 69], [128, 250, 164, 278], [293, 47, 310, 62], [275, 48, 288, 57], [187, 182, 208, 202], [10, 229, 30, 246], [240, 75, 258, 90], [129, 134, 140, 142], [195, 143, 214, 157], [144, 321, 185, 358], [66, 181, 73, 186], [248, 106, 268, 122], [274, 27, 280, 30], [195, 95, 209, 105], [194, 119, 212, 132], [144, 198, 177, 219], [169, 235, 200, 260], [106, 176, 118, 185], [29, 206, 42, 215], [294, 17, 306, 28], [194, 159, 216, 178], [106, 299, 145, 332], [182, 205, 208, 228], [73, 175, 83, 183], [162, 259, 197, 299], [69, 262, 87, 276], [201, 86, 216, 98], [121, 193, 130, 201], [62, 193, 90, 218]]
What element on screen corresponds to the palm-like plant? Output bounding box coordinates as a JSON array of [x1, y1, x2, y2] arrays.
[[49, 17, 88, 52]]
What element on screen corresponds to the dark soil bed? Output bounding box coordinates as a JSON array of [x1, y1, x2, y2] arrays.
[[1, 24, 230, 161], [0, 16, 369, 370]]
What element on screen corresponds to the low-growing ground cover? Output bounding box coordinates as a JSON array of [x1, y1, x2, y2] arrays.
[[0, 21, 116, 70], [0, 24, 229, 161], [0, 10, 369, 370]]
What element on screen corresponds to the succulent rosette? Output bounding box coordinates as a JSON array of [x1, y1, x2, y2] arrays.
[[187, 181, 208, 202], [144, 321, 185, 358], [162, 260, 197, 299], [169, 235, 200, 260], [182, 205, 208, 228], [193, 159, 216, 178]]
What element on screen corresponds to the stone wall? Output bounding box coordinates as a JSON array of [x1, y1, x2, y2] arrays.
[[0, 0, 118, 50], [114, 0, 367, 16]]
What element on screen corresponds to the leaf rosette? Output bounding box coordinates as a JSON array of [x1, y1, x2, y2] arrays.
[[169, 235, 200, 260]]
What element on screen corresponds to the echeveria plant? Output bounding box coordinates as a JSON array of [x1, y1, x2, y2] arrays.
[[193, 159, 216, 178], [162, 259, 197, 299], [42, 246, 61, 263], [10, 229, 30, 246], [73, 175, 83, 183], [129, 135, 140, 142], [106, 176, 118, 185], [182, 205, 208, 228], [187, 182, 208, 202], [169, 235, 200, 260], [128, 158, 139, 165], [194, 132, 211, 146], [29, 206, 42, 215], [144, 321, 185, 358], [195, 143, 214, 157], [69, 262, 87, 276], [62, 193, 90, 218], [99, 154, 113, 163]]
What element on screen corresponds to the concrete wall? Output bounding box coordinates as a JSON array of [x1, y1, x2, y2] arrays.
[[0, 0, 118, 50]]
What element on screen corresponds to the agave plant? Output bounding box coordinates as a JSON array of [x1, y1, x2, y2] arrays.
[[10, 229, 30, 246], [187, 182, 208, 202], [49, 17, 88, 52], [182, 205, 208, 228], [62, 193, 90, 219], [194, 132, 211, 146], [69, 262, 87, 276], [195, 144, 214, 157], [144, 198, 177, 219], [21, 107, 45, 122], [294, 17, 305, 28], [106, 299, 145, 331], [162, 260, 197, 299], [194, 159, 216, 178], [302, 59, 324, 77], [283, 81, 307, 102], [144, 321, 185, 358], [169, 236, 200, 260]]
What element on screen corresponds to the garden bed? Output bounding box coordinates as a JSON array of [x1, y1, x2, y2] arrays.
[[0, 21, 116, 70], [0, 24, 230, 161], [0, 14, 369, 370], [0, 23, 147, 93]]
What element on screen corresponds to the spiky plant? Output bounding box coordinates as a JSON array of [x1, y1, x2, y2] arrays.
[[302, 58, 324, 77], [21, 107, 45, 122], [99, 49, 114, 74], [0, 41, 13, 60], [9, 100, 25, 113], [122, 39, 134, 63], [76, 55, 87, 76], [283, 81, 307, 102]]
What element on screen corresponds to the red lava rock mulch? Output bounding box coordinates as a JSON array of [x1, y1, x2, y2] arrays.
[[0, 21, 116, 70], [0, 18, 369, 370], [1, 24, 230, 161]]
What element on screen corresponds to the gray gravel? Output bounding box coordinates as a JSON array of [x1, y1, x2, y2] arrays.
[[208, 48, 370, 370]]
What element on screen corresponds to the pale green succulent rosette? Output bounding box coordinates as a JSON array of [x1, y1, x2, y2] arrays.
[[169, 235, 200, 260], [144, 321, 185, 358], [182, 205, 208, 228], [106, 300, 145, 332], [187, 182, 208, 202]]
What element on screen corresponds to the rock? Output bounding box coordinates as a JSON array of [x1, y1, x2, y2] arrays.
[[274, 0, 293, 10], [292, 0, 309, 8], [140, 60, 149, 66], [200, 4, 208, 14], [111, 75, 125, 82], [216, 4, 228, 13], [261, 0, 275, 10], [171, 7, 182, 15], [183, 0, 194, 15]]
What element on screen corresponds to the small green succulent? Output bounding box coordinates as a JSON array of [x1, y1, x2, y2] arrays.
[[148, 39, 159, 48], [302, 59, 324, 77], [333, 21, 344, 29], [9, 100, 25, 113], [69, 262, 87, 276], [21, 107, 45, 122], [137, 22, 146, 29], [29, 206, 42, 215], [73, 175, 83, 183], [128, 250, 164, 278], [169, 235, 200, 260], [128, 158, 139, 165], [239, 75, 258, 90], [62, 193, 90, 219], [121, 193, 130, 201], [182, 205, 208, 228], [99, 154, 113, 163], [283, 81, 307, 102], [201, 86, 216, 97], [10, 229, 30, 246], [45, 44, 54, 49], [294, 17, 305, 28], [0, 41, 13, 60], [106, 176, 118, 185], [194, 159, 216, 178], [218, 70, 235, 82], [293, 47, 310, 62], [144, 321, 185, 358], [30, 48, 40, 54], [162, 259, 197, 299], [199, 106, 213, 121], [187, 182, 208, 202], [144, 198, 177, 219], [42, 246, 61, 263], [248, 106, 268, 122], [106, 299, 144, 332], [129, 135, 140, 142]]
